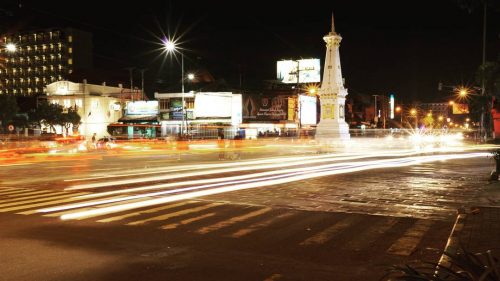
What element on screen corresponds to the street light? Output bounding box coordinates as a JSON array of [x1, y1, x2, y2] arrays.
[[5, 43, 16, 53], [163, 39, 187, 136], [410, 108, 418, 129], [459, 88, 468, 98], [395, 106, 403, 125]]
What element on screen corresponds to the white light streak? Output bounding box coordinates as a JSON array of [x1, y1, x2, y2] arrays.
[[58, 152, 488, 220]]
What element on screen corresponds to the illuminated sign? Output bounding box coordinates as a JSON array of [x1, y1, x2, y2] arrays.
[[277, 59, 321, 84], [126, 101, 159, 115], [452, 103, 469, 114], [194, 93, 232, 118], [243, 95, 290, 121], [231, 94, 242, 125], [390, 94, 395, 119], [299, 95, 317, 125]]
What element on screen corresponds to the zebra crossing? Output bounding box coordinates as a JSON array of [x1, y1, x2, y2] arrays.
[[0, 186, 447, 256]]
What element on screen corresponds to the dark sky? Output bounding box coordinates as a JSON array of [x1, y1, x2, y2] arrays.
[[2, 0, 500, 102]]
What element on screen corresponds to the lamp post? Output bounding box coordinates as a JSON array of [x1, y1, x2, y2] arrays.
[[164, 39, 186, 136], [395, 106, 402, 126], [410, 108, 417, 130]]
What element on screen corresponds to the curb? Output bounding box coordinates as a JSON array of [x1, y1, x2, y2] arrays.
[[435, 212, 466, 275]]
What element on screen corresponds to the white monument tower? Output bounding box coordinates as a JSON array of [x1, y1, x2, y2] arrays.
[[315, 14, 350, 140]]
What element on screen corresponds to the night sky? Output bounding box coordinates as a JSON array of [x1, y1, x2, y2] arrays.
[[2, 0, 499, 102]]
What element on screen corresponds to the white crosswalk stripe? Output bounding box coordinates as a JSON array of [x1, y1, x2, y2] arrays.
[[127, 203, 222, 226], [161, 213, 216, 230], [229, 212, 295, 238], [97, 202, 193, 223], [0, 191, 70, 203], [196, 207, 272, 235], [300, 216, 362, 246], [387, 220, 434, 256]]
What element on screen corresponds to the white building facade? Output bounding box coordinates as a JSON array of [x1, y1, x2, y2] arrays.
[[45, 80, 129, 138], [155, 91, 242, 137]]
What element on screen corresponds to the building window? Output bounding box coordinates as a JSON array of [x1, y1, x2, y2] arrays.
[[68, 47, 72, 54], [68, 58, 73, 65], [68, 35, 72, 43]]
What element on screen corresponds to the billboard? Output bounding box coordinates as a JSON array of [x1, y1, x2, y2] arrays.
[[453, 103, 469, 114], [243, 94, 290, 121], [299, 95, 317, 125], [277, 59, 321, 84], [231, 94, 242, 125], [126, 101, 158, 115], [194, 93, 232, 118]]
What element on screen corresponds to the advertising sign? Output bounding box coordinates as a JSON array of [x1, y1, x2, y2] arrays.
[[231, 94, 243, 126], [453, 103, 469, 114], [389, 94, 395, 119], [194, 93, 232, 118], [126, 101, 159, 115], [299, 95, 317, 125], [243, 95, 290, 121], [170, 98, 183, 120], [277, 59, 321, 84]]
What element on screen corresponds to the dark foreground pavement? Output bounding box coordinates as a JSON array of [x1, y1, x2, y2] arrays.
[[0, 205, 452, 281]]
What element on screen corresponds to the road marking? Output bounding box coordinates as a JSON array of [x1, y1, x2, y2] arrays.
[[97, 202, 193, 223], [0, 192, 89, 213], [0, 190, 68, 203], [0, 193, 87, 210], [161, 212, 216, 230], [0, 188, 31, 196], [300, 216, 362, 246], [343, 217, 399, 250], [263, 274, 283, 281], [387, 219, 434, 256], [196, 207, 272, 235], [43, 198, 149, 217], [127, 203, 222, 226], [230, 212, 295, 238], [0, 187, 22, 193]]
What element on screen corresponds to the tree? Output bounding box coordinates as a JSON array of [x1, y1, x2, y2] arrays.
[[422, 114, 435, 129], [0, 95, 19, 133], [29, 101, 63, 133], [60, 107, 81, 136]]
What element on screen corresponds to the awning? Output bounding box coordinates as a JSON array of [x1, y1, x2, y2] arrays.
[[118, 115, 158, 123]]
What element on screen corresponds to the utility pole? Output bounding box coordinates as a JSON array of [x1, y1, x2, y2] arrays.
[[125, 67, 135, 102], [480, 2, 487, 140], [372, 95, 379, 127], [139, 68, 147, 100]]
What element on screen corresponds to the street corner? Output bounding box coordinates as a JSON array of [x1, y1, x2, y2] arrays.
[[479, 181, 500, 206]]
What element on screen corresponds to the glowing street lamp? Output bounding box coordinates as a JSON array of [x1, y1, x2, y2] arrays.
[[395, 106, 402, 124], [163, 39, 187, 135], [449, 101, 454, 106], [6, 43, 16, 53], [187, 73, 195, 81], [458, 88, 468, 98], [410, 108, 417, 129]]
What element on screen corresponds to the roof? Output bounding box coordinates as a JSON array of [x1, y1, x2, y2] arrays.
[[118, 115, 158, 123]]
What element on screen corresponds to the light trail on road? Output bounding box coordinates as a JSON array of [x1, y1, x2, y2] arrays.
[[33, 152, 488, 220], [66, 146, 474, 191]]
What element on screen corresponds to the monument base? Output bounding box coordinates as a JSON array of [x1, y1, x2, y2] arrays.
[[315, 119, 350, 141]]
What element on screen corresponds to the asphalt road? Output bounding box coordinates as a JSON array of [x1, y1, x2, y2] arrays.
[[0, 141, 495, 281]]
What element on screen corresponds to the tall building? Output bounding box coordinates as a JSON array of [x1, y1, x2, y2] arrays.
[[0, 28, 92, 96], [315, 14, 350, 140]]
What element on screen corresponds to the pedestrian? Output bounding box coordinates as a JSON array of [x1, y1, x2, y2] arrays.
[[218, 131, 225, 160], [91, 133, 97, 149]]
